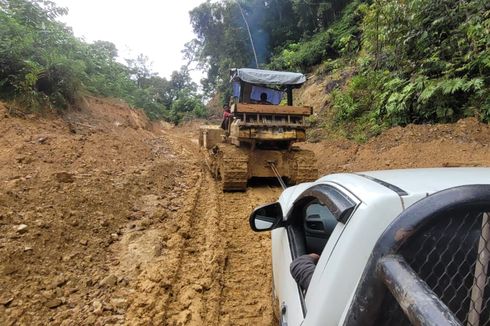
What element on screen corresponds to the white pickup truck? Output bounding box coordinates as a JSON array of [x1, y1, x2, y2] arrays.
[[250, 168, 490, 326]]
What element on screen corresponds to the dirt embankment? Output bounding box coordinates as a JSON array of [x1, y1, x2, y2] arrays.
[[302, 118, 490, 175], [0, 98, 277, 326], [295, 69, 490, 173], [1, 96, 490, 326]]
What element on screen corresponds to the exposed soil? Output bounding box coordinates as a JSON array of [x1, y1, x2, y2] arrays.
[[1, 97, 489, 325], [302, 118, 490, 175]]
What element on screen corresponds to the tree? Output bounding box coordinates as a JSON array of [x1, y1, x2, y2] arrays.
[[187, 1, 253, 94], [90, 40, 118, 59], [126, 54, 155, 88], [186, 0, 354, 94]]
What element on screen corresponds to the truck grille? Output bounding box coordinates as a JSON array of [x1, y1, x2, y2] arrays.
[[377, 211, 490, 325]]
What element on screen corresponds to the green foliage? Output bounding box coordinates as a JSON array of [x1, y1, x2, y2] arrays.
[[185, 0, 488, 134], [377, 76, 486, 125], [0, 0, 207, 123], [333, 71, 383, 121], [290, 0, 351, 37], [268, 0, 363, 72], [186, 1, 252, 95], [333, 71, 487, 138], [326, 0, 489, 138], [170, 93, 207, 123], [269, 32, 332, 71], [0, 0, 75, 109], [186, 0, 355, 93]]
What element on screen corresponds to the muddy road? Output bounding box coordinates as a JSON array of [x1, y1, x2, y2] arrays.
[[2, 98, 490, 325], [123, 130, 280, 326], [0, 99, 280, 326]]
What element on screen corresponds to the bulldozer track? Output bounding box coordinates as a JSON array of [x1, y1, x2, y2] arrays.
[[207, 144, 318, 191], [218, 145, 249, 191], [289, 149, 318, 184], [159, 153, 280, 325], [162, 170, 226, 325], [151, 133, 282, 325]]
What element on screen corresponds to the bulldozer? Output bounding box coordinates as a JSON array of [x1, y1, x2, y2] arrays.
[[199, 68, 318, 191]]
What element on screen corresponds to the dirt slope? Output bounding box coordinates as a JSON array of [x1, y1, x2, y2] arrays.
[[1, 97, 490, 326], [0, 98, 278, 326], [302, 118, 490, 175]]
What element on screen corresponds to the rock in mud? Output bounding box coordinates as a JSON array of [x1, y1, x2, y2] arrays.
[[45, 298, 63, 309], [52, 276, 68, 288], [152, 209, 169, 221], [15, 224, 28, 233], [34, 135, 49, 144], [128, 210, 144, 220], [15, 155, 33, 164], [100, 274, 117, 288], [0, 295, 14, 307], [140, 217, 152, 229], [92, 300, 103, 315], [54, 172, 75, 183], [110, 298, 128, 310]]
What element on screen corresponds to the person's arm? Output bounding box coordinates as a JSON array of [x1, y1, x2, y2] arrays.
[[290, 253, 320, 290]]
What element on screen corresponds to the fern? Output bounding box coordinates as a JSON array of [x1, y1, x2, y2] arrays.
[[440, 78, 465, 95], [418, 85, 434, 105]]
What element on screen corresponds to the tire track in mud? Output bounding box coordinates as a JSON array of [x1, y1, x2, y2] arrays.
[[163, 179, 281, 325], [216, 186, 280, 325], [164, 169, 227, 325], [124, 128, 282, 325]]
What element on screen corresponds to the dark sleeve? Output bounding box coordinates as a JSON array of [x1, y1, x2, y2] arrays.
[[290, 255, 317, 291]]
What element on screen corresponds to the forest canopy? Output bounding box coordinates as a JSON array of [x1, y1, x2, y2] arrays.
[[186, 0, 489, 132], [186, 0, 353, 94]]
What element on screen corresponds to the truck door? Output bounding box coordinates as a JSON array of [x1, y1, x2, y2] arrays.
[[271, 184, 357, 326], [271, 227, 305, 326]]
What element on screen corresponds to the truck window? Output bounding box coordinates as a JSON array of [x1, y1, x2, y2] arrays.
[[303, 200, 338, 255], [286, 185, 356, 260]]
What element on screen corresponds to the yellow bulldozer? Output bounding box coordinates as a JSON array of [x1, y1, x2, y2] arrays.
[[199, 68, 318, 191]]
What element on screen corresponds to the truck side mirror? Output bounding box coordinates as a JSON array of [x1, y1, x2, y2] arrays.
[[249, 202, 284, 232]]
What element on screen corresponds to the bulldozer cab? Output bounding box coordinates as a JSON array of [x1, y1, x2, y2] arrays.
[[230, 67, 305, 106], [227, 68, 312, 149]]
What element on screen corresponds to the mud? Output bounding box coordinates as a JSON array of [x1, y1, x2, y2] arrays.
[[0, 98, 278, 326], [1, 97, 490, 325]]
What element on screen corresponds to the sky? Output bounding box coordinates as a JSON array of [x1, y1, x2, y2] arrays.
[[54, 0, 206, 81]]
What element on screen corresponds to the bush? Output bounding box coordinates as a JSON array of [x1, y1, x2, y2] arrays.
[[328, 0, 489, 138], [269, 32, 333, 71]]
